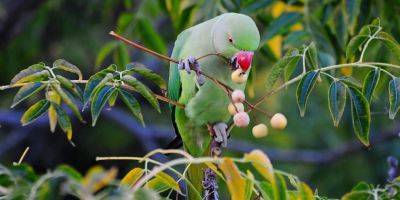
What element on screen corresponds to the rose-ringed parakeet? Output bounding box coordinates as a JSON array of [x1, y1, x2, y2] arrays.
[[167, 12, 260, 198]]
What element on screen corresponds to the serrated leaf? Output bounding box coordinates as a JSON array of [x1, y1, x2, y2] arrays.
[[305, 42, 318, 70], [52, 83, 84, 123], [11, 82, 46, 108], [12, 70, 50, 85], [362, 68, 380, 102], [389, 77, 400, 119], [346, 35, 368, 59], [329, 81, 347, 127], [376, 31, 400, 61], [51, 103, 73, 140], [126, 62, 167, 90], [21, 99, 50, 126], [296, 71, 320, 117], [91, 85, 116, 126], [120, 168, 144, 187], [10, 63, 46, 85], [220, 158, 246, 200], [83, 68, 115, 106], [267, 48, 301, 89], [46, 90, 61, 133], [56, 75, 82, 101], [348, 87, 370, 146], [122, 75, 160, 112], [119, 89, 144, 125], [53, 59, 83, 80]]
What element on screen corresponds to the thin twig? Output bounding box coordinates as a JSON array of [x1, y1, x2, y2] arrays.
[[13, 147, 30, 165]]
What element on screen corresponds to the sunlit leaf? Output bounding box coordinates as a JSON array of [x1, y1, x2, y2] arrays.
[[108, 89, 118, 107], [11, 82, 46, 108], [297, 182, 314, 200], [12, 70, 50, 85], [145, 172, 181, 194], [220, 158, 246, 200], [120, 168, 144, 187], [82, 166, 117, 193], [328, 81, 347, 127], [296, 70, 320, 117], [126, 62, 167, 90], [243, 150, 274, 182], [46, 90, 61, 133], [10, 63, 46, 85], [119, 89, 144, 125], [56, 75, 82, 101], [91, 85, 117, 126], [348, 87, 370, 146], [244, 171, 254, 200], [53, 59, 83, 80], [258, 181, 274, 199], [362, 68, 380, 102], [274, 173, 287, 200], [388, 77, 400, 119], [122, 75, 160, 112], [21, 99, 50, 126]]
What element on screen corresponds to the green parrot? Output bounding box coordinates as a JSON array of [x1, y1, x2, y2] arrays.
[[168, 12, 260, 198]]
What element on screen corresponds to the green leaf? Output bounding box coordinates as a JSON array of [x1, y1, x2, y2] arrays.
[[244, 171, 254, 200], [91, 85, 117, 126], [11, 82, 46, 108], [56, 165, 82, 181], [328, 81, 347, 127], [342, 181, 372, 200], [346, 35, 368, 59], [83, 70, 115, 106], [137, 18, 167, 55], [126, 62, 167, 90], [376, 31, 400, 61], [52, 83, 85, 123], [297, 182, 314, 200], [362, 68, 380, 102], [261, 12, 301, 43], [305, 42, 319, 70], [342, 0, 361, 35], [267, 48, 301, 90], [108, 89, 118, 107], [338, 76, 363, 89], [122, 75, 160, 113], [241, 0, 274, 14], [348, 87, 370, 146], [53, 59, 83, 80], [273, 173, 287, 200], [145, 172, 181, 194], [56, 75, 82, 101], [388, 77, 400, 119], [96, 42, 118, 67], [177, 4, 197, 31], [12, 70, 50, 85], [258, 181, 274, 199], [296, 71, 320, 117], [51, 102, 73, 141], [10, 63, 46, 85], [133, 188, 161, 200], [119, 89, 144, 125], [20, 99, 50, 126], [46, 90, 61, 133]]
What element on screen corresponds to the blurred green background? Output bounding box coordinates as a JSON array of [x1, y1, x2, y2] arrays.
[[1, 0, 400, 198]]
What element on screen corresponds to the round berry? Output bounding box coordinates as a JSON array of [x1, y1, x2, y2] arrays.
[[233, 112, 250, 127], [270, 113, 287, 130], [231, 90, 245, 103], [228, 103, 244, 115], [236, 51, 253, 71], [252, 124, 268, 138], [231, 69, 247, 84]]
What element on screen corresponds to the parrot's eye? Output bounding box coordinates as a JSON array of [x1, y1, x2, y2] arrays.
[[228, 35, 233, 43]]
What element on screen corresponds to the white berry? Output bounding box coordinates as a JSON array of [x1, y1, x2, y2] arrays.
[[228, 103, 244, 115], [233, 112, 250, 127], [252, 124, 268, 138], [270, 113, 287, 130], [231, 90, 245, 103], [231, 69, 247, 84]]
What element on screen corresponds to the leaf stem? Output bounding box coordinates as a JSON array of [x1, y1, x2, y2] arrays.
[[358, 26, 382, 62]]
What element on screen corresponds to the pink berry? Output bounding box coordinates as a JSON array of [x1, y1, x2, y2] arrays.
[[233, 112, 250, 127], [231, 90, 245, 103]]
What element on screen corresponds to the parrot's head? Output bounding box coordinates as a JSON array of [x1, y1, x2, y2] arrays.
[[213, 13, 260, 72]]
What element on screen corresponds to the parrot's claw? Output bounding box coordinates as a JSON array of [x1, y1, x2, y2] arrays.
[[212, 122, 229, 147], [178, 56, 205, 86]]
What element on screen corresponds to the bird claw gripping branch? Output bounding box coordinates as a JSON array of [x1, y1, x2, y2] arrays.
[[178, 56, 206, 86]]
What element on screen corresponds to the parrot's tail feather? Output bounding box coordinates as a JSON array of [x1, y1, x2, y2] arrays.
[[166, 136, 183, 149]]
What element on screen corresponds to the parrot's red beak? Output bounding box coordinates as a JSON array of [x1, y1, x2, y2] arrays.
[[235, 51, 253, 71]]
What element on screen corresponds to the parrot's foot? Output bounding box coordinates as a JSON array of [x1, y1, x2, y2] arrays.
[[212, 122, 229, 148], [178, 56, 206, 86]]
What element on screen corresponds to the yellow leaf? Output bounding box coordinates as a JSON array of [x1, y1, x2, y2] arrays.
[[220, 158, 246, 200], [120, 168, 144, 187], [290, 23, 303, 31], [146, 171, 181, 194], [340, 67, 353, 76], [271, 1, 287, 18], [244, 150, 274, 182], [205, 162, 225, 181], [82, 166, 118, 192], [244, 171, 255, 200], [46, 90, 61, 133], [268, 36, 282, 59], [297, 182, 314, 200]]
